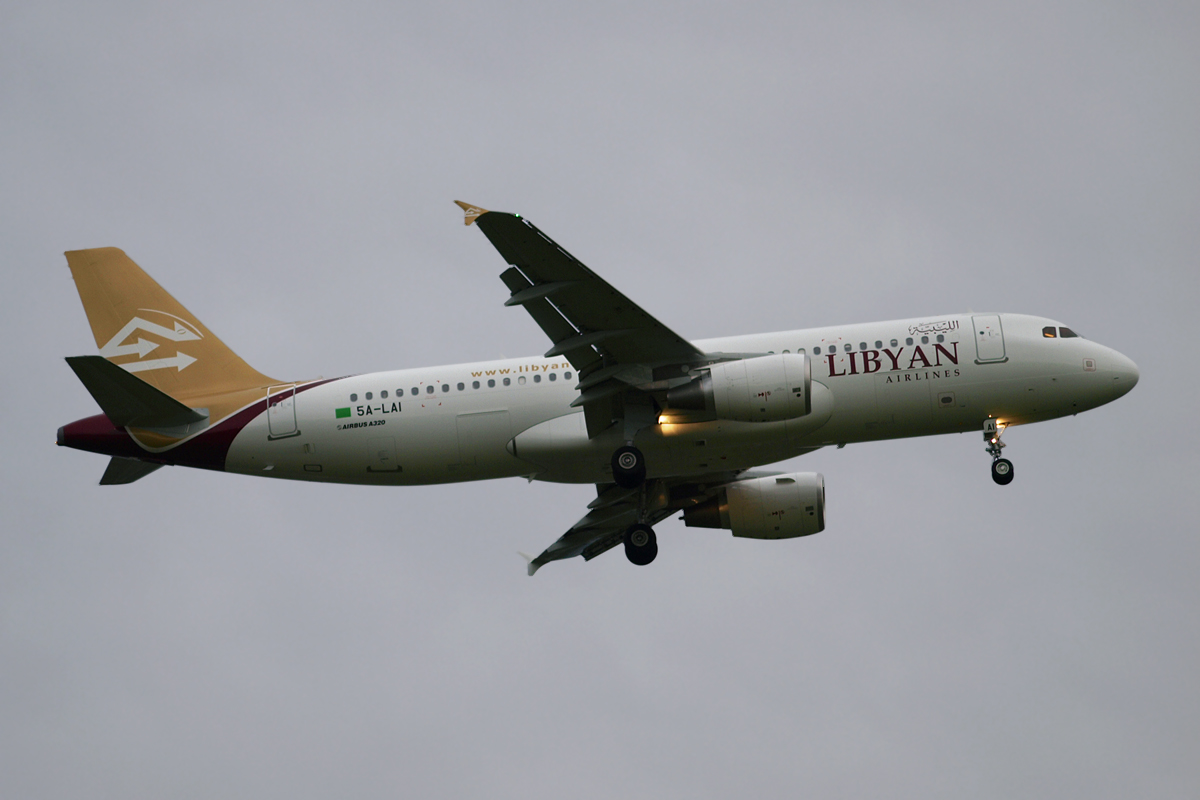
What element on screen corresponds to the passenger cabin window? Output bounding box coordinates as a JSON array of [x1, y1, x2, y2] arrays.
[[366, 392, 373, 400], [906, 337, 914, 346], [875, 340, 882, 349], [1043, 326, 1057, 338], [548, 373, 557, 381], [457, 382, 464, 391], [472, 381, 480, 389], [921, 336, 929, 344], [380, 390, 388, 399], [488, 379, 496, 388], [534, 374, 541, 383], [859, 342, 867, 350], [350, 393, 357, 402], [1060, 327, 1079, 338], [426, 386, 434, 394], [518, 376, 526, 385], [844, 343, 852, 352], [814, 346, 822, 354], [890, 339, 898, 347], [411, 387, 418, 396], [441, 384, 449, 393], [564, 371, 572, 381], [936, 334, 944, 343], [503, 377, 511, 386]]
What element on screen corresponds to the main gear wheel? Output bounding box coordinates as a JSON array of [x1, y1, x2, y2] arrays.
[[611, 445, 647, 489], [623, 523, 658, 565]]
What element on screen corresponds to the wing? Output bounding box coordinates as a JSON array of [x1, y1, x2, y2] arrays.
[[522, 479, 707, 576], [522, 467, 813, 575], [457, 201, 705, 437]]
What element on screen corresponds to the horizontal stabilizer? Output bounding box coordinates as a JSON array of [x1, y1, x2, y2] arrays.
[[65, 355, 207, 429], [100, 457, 165, 485]]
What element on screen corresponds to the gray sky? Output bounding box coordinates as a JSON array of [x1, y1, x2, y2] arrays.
[[3, 2, 1198, 797]]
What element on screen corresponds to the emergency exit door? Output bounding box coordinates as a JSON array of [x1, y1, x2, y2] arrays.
[[267, 384, 299, 438]]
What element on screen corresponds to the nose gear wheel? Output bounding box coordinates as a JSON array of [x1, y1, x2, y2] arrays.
[[983, 419, 1014, 485]]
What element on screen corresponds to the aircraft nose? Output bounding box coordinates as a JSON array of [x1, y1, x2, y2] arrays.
[[1108, 350, 1139, 399]]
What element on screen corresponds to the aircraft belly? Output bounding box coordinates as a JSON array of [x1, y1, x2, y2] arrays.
[[511, 409, 832, 484]]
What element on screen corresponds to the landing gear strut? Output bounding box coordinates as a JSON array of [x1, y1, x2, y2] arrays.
[[612, 445, 646, 488], [984, 419, 1014, 485], [624, 523, 657, 565]]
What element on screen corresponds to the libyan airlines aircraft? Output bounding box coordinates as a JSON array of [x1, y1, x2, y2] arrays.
[[58, 202, 1139, 574]]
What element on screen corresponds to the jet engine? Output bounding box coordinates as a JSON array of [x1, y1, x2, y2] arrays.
[[667, 354, 811, 423], [682, 472, 825, 539]]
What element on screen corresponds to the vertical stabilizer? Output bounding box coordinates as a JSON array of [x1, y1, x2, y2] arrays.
[[65, 248, 277, 402]]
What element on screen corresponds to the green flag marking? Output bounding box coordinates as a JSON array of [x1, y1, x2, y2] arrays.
[[335, 407, 351, 418]]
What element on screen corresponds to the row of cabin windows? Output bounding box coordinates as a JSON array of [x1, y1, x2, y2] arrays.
[[804, 334, 945, 356], [347, 327, 1079, 404], [348, 371, 573, 403]]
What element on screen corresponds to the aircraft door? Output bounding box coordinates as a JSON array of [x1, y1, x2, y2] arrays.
[[267, 384, 299, 438], [972, 315, 1007, 363]]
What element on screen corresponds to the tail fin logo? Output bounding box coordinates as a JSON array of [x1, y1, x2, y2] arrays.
[[99, 309, 203, 373]]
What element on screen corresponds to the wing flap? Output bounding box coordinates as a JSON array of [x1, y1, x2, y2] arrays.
[[498, 267, 603, 373]]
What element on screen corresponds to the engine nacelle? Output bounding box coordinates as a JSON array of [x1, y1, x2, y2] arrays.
[[667, 354, 811, 423], [682, 472, 825, 539]]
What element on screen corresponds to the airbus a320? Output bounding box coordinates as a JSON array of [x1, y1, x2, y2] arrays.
[[57, 202, 1140, 573]]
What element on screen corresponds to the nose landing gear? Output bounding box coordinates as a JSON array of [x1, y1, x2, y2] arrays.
[[984, 419, 1014, 485]]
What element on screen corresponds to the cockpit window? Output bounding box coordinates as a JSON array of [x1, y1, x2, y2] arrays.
[[1042, 326, 1057, 338], [1059, 327, 1079, 338]]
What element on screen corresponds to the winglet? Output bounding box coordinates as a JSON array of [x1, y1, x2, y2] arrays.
[[518, 552, 541, 577], [454, 200, 489, 226]]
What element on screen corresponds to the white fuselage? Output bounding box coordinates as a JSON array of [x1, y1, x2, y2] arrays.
[[224, 313, 1136, 486]]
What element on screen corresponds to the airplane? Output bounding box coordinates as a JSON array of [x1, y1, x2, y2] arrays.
[[57, 201, 1140, 574]]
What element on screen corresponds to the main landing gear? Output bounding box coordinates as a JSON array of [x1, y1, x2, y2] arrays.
[[611, 404, 656, 563], [612, 445, 657, 565], [984, 419, 1014, 485], [624, 523, 658, 566], [611, 444, 646, 489]]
